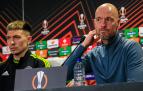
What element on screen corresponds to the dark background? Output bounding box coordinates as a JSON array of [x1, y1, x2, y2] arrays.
[[0, 0, 143, 59]]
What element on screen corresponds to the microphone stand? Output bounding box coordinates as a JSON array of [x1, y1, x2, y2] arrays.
[[61, 36, 85, 66]]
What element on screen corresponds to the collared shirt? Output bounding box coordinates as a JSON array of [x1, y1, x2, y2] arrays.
[[64, 33, 143, 84]]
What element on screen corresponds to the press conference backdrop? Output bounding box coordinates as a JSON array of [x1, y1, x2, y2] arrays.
[[0, 0, 143, 64]]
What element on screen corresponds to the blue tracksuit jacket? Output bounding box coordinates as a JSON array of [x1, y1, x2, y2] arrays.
[[64, 33, 143, 84]]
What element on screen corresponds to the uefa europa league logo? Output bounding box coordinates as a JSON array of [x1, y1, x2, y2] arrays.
[[32, 71, 48, 90], [78, 13, 87, 29], [37, 71, 44, 89], [41, 19, 50, 35], [119, 7, 128, 23]]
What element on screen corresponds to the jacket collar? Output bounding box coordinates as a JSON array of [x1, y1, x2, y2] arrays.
[[7, 50, 31, 64], [108, 32, 119, 46]]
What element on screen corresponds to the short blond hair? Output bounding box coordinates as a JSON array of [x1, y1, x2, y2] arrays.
[[7, 20, 32, 35]]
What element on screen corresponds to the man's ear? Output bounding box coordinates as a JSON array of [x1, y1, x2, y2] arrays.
[[116, 19, 120, 30], [94, 19, 97, 29], [28, 36, 32, 44]]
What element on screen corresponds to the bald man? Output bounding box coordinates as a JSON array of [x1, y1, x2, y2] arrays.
[[64, 3, 143, 84]]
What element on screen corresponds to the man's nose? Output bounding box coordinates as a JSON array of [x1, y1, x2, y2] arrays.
[[100, 20, 106, 28]]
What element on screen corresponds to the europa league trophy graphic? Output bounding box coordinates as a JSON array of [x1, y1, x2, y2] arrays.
[[41, 19, 49, 35], [37, 71, 44, 89], [78, 13, 87, 29], [119, 7, 128, 23]]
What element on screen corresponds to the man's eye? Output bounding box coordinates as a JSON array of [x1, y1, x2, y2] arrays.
[[6, 36, 10, 39], [15, 36, 20, 38], [106, 17, 113, 22], [14, 36, 21, 39], [96, 18, 101, 21], [13, 35, 21, 38], [107, 18, 111, 21]]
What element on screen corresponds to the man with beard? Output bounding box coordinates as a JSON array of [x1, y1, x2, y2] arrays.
[[64, 3, 143, 85]]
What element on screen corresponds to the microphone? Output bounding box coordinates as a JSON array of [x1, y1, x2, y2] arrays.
[[62, 35, 100, 66], [79, 36, 86, 43], [62, 36, 86, 66]]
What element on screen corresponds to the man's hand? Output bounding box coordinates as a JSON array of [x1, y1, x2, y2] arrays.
[[66, 79, 74, 87], [66, 79, 89, 87], [81, 30, 100, 47]]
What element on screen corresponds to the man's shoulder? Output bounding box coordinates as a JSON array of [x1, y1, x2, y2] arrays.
[[30, 54, 51, 68], [0, 60, 8, 68], [122, 38, 139, 47], [121, 38, 143, 54], [30, 53, 45, 61], [2, 54, 13, 64]]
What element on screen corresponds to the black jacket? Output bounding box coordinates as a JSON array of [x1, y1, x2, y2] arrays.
[[0, 50, 45, 91]]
